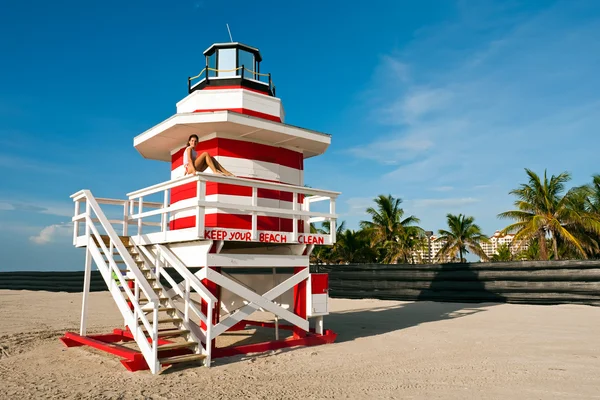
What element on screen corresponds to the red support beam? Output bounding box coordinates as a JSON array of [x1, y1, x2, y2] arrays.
[[60, 331, 144, 362], [292, 267, 308, 339], [213, 329, 337, 359]]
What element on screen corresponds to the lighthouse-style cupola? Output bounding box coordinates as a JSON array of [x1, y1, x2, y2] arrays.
[[188, 42, 274, 97]]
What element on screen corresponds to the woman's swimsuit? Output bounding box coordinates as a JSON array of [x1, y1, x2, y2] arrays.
[[183, 146, 197, 173]]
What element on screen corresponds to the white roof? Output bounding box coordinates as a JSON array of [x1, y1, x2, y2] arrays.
[[133, 111, 331, 161]]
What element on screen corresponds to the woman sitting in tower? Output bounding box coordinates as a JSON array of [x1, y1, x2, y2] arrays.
[[184, 134, 234, 176]]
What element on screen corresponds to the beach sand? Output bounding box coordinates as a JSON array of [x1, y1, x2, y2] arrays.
[[1, 290, 599, 399]]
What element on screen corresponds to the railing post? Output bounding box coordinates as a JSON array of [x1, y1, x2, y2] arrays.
[[134, 280, 140, 331], [123, 201, 129, 236], [109, 241, 115, 293], [137, 198, 143, 239], [251, 187, 258, 240], [303, 196, 311, 235], [205, 63, 209, 82], [330, 198, 336, 244], [241, 64, 244, 79], [162, 189, 169, 241], [292, 192, 298, 242], [196, 178, 206, 239], [73, 200, 80, 245], [84, 201, 91, 242], [184, 280, 191, 323]]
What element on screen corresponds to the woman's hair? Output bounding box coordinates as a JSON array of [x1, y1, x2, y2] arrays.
[[188, 134, 199, 146]]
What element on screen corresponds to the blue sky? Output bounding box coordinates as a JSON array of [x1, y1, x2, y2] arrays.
[[1, 0, 600, 270]]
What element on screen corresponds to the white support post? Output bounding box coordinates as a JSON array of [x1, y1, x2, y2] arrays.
[[273, 267, 279, 340], [152, 305, 159, 372], [329, 199, 336, 243], [292, 192, 298, 242], [79, 244, 92, 336], [196, 180, 206, 239], [205, 299, 213, 366], [315, 316, 324, 335], [251, 187, 258, 240], [73, 200, 80, 245], [137, 198, 143, 238], [123, 201, 129, 236]]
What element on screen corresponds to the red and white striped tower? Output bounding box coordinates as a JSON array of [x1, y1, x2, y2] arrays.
[[133, 42, 336, 351]]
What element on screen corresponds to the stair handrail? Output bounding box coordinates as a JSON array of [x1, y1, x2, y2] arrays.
[[73, 190, 160, 305], [155, 245, 218, 305]]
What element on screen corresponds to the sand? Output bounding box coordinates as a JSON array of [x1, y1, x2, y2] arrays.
[[1, 290, 599, 399]]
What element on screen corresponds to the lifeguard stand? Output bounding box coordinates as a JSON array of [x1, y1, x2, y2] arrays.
[[60, 42, 339, 374]]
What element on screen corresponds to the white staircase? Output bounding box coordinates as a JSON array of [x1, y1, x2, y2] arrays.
[[72, 190, 215, 374]]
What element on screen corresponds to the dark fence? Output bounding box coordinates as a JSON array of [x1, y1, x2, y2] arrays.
[[313, 260, 600, 306], [0, 267, 293, 293], [2, 261, 600, 306]]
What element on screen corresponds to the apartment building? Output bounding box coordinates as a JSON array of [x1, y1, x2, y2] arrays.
[[480, 230, 528, 259]]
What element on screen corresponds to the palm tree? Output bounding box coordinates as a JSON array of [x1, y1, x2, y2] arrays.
[[436, 213, 489, 262], [491, 243, 512, 261], [334, 229, 376, 263], [310, 220, 346, 264], [498, 169, 600, 260], [359, 194, 423, 263]]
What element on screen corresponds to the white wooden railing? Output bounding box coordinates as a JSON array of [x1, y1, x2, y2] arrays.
[[125, 172, 340, 245], [71, 190, 162, 374]]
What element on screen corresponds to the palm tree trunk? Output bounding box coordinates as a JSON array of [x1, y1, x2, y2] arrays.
[[552, 232, 560, 260], [538, 230, 548, 260], [459, 248, 463, 263]]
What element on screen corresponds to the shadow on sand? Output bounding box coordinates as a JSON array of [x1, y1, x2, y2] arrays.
[[325, 300, 490, 343]]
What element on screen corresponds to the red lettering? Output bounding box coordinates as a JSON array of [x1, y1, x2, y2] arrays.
[[259, 233, 266, 242], [245, 232, 251, 241]]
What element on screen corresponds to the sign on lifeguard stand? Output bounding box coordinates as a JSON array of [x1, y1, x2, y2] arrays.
[[64, 41, 339, 374]]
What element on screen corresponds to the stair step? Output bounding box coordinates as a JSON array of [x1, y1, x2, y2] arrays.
[[159, 353, 206, 365], [157, 342, 197, 352], [157, 329, 189, 338], [151, 307, 176, 313], [103, 259, 144, 265], [97, 235, 133, 248], [139, 297, 169, 304], [139, 317, 181, 325], [127, 277, 156, 282]]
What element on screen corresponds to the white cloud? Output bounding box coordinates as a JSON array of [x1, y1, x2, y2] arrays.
[[346, 133, 434, 165], [29, 223, 72, 245], [384, 87, 454, 126]]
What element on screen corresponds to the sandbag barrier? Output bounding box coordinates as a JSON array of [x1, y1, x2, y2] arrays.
[[311, 260, 600, 306]]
